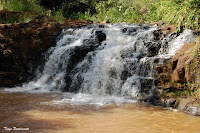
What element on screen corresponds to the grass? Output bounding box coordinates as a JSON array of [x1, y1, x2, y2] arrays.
[[70, 0, 200, 30], [145, 0, 200, 30], [49, 9, 65, 23], [0, 0, 65, 23], [191, 37, 200, 98], [1, 0, 200, 29], [73, 0, 154, 23]]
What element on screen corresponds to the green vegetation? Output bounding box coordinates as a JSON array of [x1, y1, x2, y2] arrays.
[[0, 0, 65, 23], [72, 0, 200, 30], [192, 37, 200, 98], [0, 0, 45, 13], [145, 0, 200, 30], [169, 89, 193, 98], [1, 0, 200, 29], [60, 0, 103, 17], [71, 0, 153, 23]]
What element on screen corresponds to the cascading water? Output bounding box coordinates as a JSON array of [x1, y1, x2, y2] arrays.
[[5, 24, 196, 104]]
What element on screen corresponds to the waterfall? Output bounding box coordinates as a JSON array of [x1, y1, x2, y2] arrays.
[[5, 24, 196, 104]]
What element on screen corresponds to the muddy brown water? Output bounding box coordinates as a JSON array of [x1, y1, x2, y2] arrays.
[[0, 91, 200, 133]]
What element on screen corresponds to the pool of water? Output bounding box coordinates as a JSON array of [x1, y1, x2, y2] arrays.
[[0, 92, 200, 133]]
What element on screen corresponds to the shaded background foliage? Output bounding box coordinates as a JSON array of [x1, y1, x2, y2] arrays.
[[40, 0, 105, 17]]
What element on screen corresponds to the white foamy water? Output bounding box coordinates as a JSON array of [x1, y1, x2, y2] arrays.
[[4, 24, 196, 105], [158, 29, 195, 57], [43, 93, 137, 106]]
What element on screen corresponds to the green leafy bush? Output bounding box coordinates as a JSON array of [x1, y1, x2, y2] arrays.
[[83, 0, 153, 23], [60, 0, 104, 17]]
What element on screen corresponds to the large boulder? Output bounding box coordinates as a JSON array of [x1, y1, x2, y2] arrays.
[[155, 42, 200, 115], [155, 43, 198, 91], [171, 43, 195, 83]]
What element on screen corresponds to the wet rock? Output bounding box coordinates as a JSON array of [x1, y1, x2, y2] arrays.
[[160, 25, 178, 38], [98, 25, 105, 28], [147, 44, 161, 57], [126, 27, 138, 35], [102, 20, 109, 24], [165, 98, 200, 116], [152, 24, 178, 39], [144, 26, 150, 30], [183, 100, 200, 116], [140, 78, 156, 95], [155, 66, 164, 74], [122, 28, 128, 33], [150, 20, 165, 26], [160, 97, 178, 107], [95, 30, 106, 43], [155, 43, 196, 90]]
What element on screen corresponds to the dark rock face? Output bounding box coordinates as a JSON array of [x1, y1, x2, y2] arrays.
[[95, 31, 106, 43], [63, 31, 106, 92], [122, 27, 138, 35], [146, 42, 161, 57], [0, 16, 93, 87]]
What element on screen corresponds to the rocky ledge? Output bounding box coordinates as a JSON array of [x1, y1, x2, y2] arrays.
[[0, 16, 93, 87], [155, 41, 200, 116]]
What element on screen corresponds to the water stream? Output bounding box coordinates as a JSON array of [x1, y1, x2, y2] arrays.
[[4, 24, 195, 104], [1, 92, 200, 133], [1, 24, 199, 132]]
